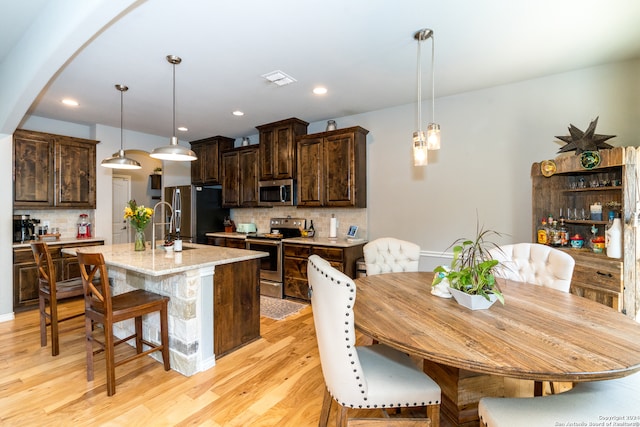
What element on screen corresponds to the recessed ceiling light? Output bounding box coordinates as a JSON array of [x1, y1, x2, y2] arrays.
[[62, 98, 79, 106], [178, 126, 188, 132], [262, 70, 297, 86], [232, 110, 244, 116], [313, 87, 328, 95]]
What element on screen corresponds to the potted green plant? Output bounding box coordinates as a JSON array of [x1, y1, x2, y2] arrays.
[[433, 223, 505, 309]]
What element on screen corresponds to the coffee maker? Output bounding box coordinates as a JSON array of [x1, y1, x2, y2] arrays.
[[13, 214, 39, 243]]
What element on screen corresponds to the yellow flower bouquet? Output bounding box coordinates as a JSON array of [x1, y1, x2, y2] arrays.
[[124, 200, 153, 250]]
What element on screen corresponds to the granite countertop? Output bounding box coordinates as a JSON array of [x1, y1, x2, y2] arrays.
[[13, 237, 106, 249], [61, 242, 267, 276], [205, 232, 250, 239], [206, 232, 367, 247], [283, 236, 367, 248]]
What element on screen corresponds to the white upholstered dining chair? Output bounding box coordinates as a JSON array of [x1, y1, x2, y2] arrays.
[[478, 371, 640, 427], [307, 255, 441, 427], [488, 243, 575, 293], [363, 237, 421, 276]]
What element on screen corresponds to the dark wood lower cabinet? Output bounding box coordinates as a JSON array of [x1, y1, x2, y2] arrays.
[[283, 242, 364, 301], [12, 240, 104, 312], [209, 236, 246, 249], [213, 259, 260, 357]]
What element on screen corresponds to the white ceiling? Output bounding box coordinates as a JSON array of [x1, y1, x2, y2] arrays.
[[7, 0, 640, 141]]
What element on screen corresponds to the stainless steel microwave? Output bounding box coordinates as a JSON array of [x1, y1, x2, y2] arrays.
[[258, 179, 296, 206]]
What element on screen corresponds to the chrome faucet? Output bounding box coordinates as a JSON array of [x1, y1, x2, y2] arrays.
[[151, 201, 173, 249]]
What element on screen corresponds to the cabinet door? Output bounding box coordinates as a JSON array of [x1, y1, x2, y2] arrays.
[[259, 128, 275, 180], [221, 151, 240, 207], [239, 148, 259, 207], [13, 130, 54, 207], [258, 118, 307, 180], [324, 132, 357, 207], [190, 143, 204, 184], [297, 136, 324, 206], [54, 137, 97, 208]]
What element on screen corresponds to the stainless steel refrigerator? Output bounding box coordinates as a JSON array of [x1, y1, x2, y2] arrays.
[[164, 185, 229, 244]]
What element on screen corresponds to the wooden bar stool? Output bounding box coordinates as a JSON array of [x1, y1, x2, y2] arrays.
[[31, 242, 85, 356], [77, 252, 170, 396]]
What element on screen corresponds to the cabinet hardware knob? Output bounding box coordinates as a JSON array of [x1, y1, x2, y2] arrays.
[[596, 271, 613, 278]]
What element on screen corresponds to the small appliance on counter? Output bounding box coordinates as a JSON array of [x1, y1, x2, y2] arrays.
[[77, 213, 92, 238], [236, 223, 257, 234], [13, 214, 39, 243]]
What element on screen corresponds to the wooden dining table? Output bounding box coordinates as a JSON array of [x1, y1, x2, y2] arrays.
[[354, 272, 640, 427]]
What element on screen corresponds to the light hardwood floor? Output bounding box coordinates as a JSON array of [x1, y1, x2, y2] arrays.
[[0, 299, 429, 426]]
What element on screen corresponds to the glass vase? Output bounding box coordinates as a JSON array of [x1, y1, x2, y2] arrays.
[[134, 229, 146, 251]]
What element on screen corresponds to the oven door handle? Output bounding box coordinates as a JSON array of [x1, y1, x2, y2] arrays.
[[280, 185, 286, 203]]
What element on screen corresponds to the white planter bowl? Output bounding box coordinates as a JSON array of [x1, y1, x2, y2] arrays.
[[448, 287, 498, 310]]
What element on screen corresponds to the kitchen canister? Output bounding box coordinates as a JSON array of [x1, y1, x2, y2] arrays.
[[606, 218, 622, 258]]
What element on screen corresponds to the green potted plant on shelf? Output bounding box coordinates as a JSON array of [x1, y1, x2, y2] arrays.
[[433, 221, 505, 310]]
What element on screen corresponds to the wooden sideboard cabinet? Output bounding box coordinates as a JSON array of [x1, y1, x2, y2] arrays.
[[531, 146, 638, 319], [13, 129, 98, 209], [190, 135, 234, 185], [256, 117, 308, 180], [297, 126, 368, 208], [221, 145, 260, 208], [12, 240, 105, 312], [283, 242, 365, 301]]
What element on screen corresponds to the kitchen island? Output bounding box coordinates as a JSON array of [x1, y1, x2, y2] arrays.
[[62, 242, 267, 376]]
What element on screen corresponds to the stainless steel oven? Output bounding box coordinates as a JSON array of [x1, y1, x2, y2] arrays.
[[245, 238, 283, 297], [245, 217, 305, 298]]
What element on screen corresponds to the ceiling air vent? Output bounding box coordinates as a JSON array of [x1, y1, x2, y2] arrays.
[[262, 70, 297, 86]]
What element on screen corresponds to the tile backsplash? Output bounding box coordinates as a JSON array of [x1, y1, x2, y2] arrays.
[[13, 209, 95, 239], [231, 207, 367, 239]]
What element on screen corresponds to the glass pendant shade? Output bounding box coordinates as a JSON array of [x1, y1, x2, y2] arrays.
[[413, 131, 428, 166], [101, 84, 141, 170], [150, 55, 197, 162], [412, 28, 439, 165], [426, 123, 441, 150]]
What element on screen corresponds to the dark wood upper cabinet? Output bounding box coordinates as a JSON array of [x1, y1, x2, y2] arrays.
[[190, 135, 234, 185], [13, 129, 98, 209], [221, 145, 260, 208], [297, 126, 368, 208], [256, 118, 308, 180]]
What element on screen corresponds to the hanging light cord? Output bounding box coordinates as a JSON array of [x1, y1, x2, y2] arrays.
[[417, 33, 422, 135], [120, 88, 124, 151], [431, 33, 435, 124], [172, 61, 176, 140]]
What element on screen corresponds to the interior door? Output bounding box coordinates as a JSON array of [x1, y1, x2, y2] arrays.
[[112, 175, 131, 244]]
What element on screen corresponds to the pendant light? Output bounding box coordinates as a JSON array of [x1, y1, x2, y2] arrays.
[[413, 28, 440, 167], [150, 55, 197, 161], [101, 84, 141, 169]]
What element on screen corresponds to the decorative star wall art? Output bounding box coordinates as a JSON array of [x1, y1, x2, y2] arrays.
[[556, 116, 616, 155]]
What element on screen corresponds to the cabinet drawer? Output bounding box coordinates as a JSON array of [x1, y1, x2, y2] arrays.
[[571, 258, 622, 293], [285, 257, 307, 280], [312, 246, 344, 262], [284, 244, 311, 258]]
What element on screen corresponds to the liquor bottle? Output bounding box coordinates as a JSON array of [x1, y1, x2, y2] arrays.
[[550, 220, 561, 247], [537, 219, 549, 245], [558, 217, 568, 247], [308, 220, 315, 237]]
